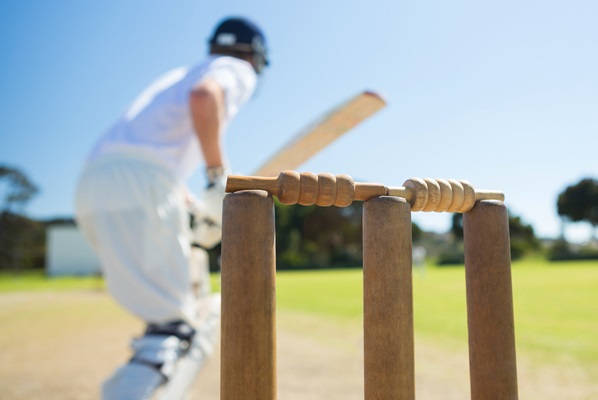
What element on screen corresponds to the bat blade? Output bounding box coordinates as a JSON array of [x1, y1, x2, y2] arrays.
[[253, 90, 386, 177]]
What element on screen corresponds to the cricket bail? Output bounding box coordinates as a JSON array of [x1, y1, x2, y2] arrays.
[[277, 170, 356, 207], [226, 171, 505, 211]]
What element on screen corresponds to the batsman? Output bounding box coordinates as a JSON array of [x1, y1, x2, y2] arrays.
[[75, 17, 269, 399]]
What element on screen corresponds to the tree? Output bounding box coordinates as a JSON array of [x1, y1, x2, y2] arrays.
[[0, 165, 41, 271], [0, 165, 39, 213], [273, 200, 425, 269], [275, 201, 364, 268], [557, 178, 598, 240], [507, 214, 541, 259]]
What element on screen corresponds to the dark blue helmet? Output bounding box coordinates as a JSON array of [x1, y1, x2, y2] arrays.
[[209, 17, 269, 73]]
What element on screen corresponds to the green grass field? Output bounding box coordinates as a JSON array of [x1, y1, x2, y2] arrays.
[[277, 259, 598, 376], [0, 270, 105, 292], [2, 258, 597, 378]]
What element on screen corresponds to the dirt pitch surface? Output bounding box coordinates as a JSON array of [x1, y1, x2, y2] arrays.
[[1, 291, 596, 399]]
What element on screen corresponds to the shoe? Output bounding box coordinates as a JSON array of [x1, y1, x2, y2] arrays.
[[102, 321, 196, 400], [155, 294, 221, 400]]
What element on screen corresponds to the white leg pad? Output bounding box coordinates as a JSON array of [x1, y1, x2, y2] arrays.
[[155, 293, 221, 400]]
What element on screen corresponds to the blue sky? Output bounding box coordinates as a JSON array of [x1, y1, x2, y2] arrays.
[[1, 1, 596, 242]]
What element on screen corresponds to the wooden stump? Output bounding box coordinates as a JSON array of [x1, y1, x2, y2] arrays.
[[363, 196, 415, 400], [464, 200, 518, 400], [220, 190, 277, 400]]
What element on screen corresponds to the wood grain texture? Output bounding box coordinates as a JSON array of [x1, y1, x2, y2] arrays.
[[363, 196, 415, 400], [463, 200, 519, 400], [220, 190, 277, 400]]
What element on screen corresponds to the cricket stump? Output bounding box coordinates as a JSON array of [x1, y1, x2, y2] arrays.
[[363, 196, 415, 400], [220, 190, 277, 400], [464, 200, 518, 400]]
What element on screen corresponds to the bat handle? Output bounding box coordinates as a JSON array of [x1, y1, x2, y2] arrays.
[[226, 171, 504, 213]]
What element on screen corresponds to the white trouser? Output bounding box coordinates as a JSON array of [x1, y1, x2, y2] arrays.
[[75, 153, 199, 324]]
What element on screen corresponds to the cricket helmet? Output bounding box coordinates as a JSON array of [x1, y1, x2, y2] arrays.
[[209, 17, 269, 73]]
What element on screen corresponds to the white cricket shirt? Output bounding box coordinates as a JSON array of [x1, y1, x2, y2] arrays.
[[87, 56, 257, 180]]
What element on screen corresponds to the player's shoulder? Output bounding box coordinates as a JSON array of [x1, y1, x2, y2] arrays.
[[192, 55, 256, 93], [201, 55, 254, 76]]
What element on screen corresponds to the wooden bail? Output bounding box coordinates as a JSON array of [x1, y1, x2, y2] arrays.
[[226, 171, 387, 206], [220, 190, 277, 400], [227, 172, 505, 211], [463, 200, 519, 400], [363, 196, 415, 400]]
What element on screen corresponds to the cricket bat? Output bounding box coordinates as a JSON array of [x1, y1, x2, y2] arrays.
[[253, 90, 386, 177]]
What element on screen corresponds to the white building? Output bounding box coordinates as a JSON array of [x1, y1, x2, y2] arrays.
[[46, 224, 100, 276]]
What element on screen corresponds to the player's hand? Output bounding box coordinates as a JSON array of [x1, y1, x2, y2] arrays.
[[189, 166, 229, 249], [202, 165, 228, 227]]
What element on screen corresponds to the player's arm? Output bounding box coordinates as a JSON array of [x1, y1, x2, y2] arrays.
[[189, 79, 226, 168], [188, 79, 229, 249]]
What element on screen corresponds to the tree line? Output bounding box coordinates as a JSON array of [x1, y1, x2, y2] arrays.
[[2, 163, 597, 272], [0, 165, 45, 271]]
